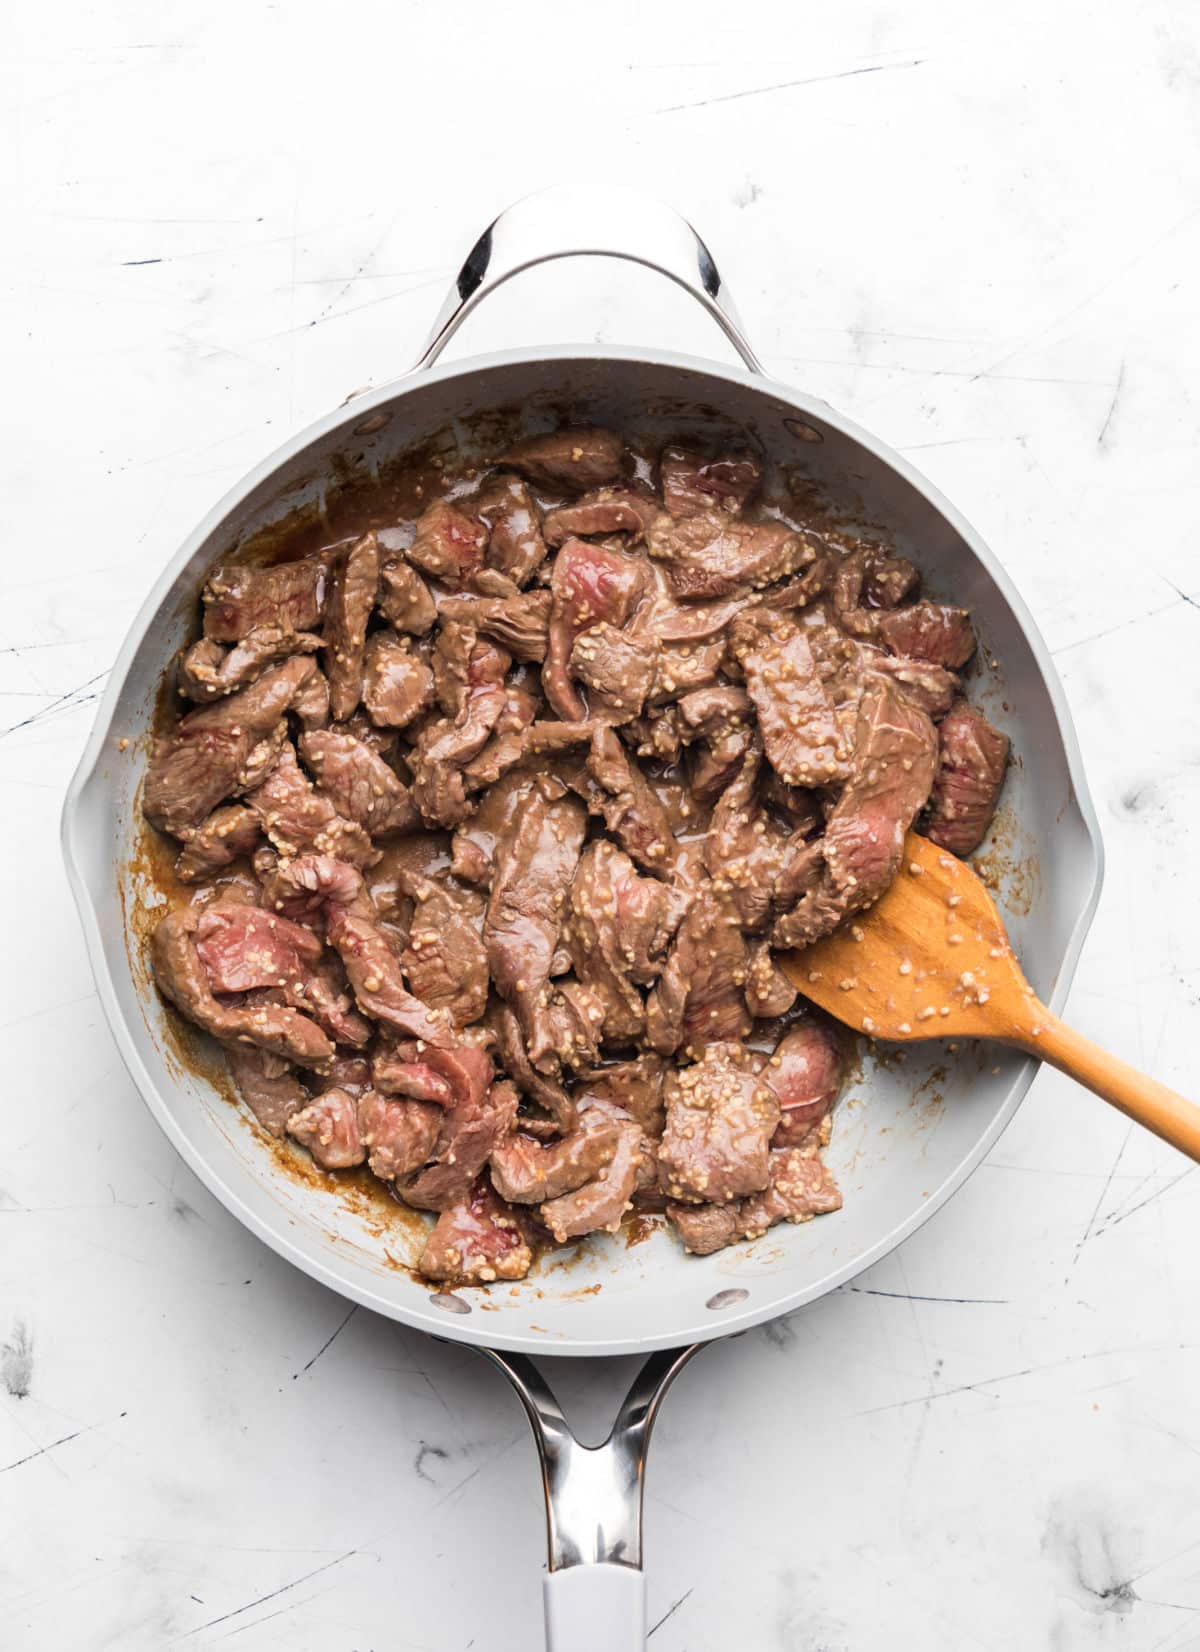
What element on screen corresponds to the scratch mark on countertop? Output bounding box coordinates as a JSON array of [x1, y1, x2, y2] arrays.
[[0, 1418, 109, 1476], [171, 1549, 359, 1641], [121, 256, 163, 266], [292, 1304, 357, 1380], [1098, 357, 1126, 447], [0, 671, 109, 739], [656, 57, 926, 113], [1067, 1123, 1133, 1279], [855, 1344, 1186, 1416], [1097, 1166, 1196, 1236], [649, 1587, 694, 1636], [414, 1441, 449, 1483], [848, 1287, 1009, 1304]]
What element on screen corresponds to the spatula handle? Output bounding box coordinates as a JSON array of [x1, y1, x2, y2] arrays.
[[1016, 1010, 1200, 1162]]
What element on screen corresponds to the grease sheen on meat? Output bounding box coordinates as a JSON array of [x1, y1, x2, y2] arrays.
[[142, 423, 1010, 1286]]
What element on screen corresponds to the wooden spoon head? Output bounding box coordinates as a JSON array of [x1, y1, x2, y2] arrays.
[[779, 832, 1036, 1041]]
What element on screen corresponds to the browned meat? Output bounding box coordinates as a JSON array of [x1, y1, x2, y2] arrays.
[[660, 446, 762, 518], [677, 685, 755, 802], [925, 699, 1009, 854], [409, 639, 510, 827], [543, 486, 659, 546], [544, 538, 649, 720], [761, 1020, 844, 1148], [864, 651, 960, 719], [362, 631, 435, 728], [258, 851, 363, 922], [484, 779, 589, 1069], [450, 769, 534, 888], [669, 1148, 841, 1253], [152, 908, 333, 1068], [402, 1069, 515, 1212], [475, 474, 548, 587], [461, 685, 539, 789], [745, 942, 799, 1018], [626, 708, 683, 764], [493, 1004, 577, 1133], [226, 1046, 309, 1138], [245, 743, 376, 867], [297, 957, 373, 1049], [323, 532, 380, 721], [193, 901, 323, 994], [324, 897, 455, 1046], [567, 623, 659, 725], [578, 1053, 667, 1137], [582, 726, 680, 873], [357, 1089, 441, 1180], [298, 729, 417, 838], [830, 546, 918, 637], [175, 804, 262, 883], [377, 553, 436, 636], [293, 667, 331, 732], [202, 557, 326, 642], [500, 426, 624, 492], [879, 601, 976, 669], [408, 499, 487, 589], [704, 752, 791, 932], [144, 655, 317, 838], [438, 592, 551, 662], [645, 882, 752, 1057], [490, 1111, 619, 1203], [735, 617, 851, 788], [286, 1088, 365, 1169], [772, 677, 938, 949], [540, 1116, 643, 1241], [647, 511, 813, 601], [398, 870, 489, 1027], [179, 627, 322, 702], [657, 1042, 779, 1204], [326, 1052, 372, 1092], [418, 1178, 533, 1283]]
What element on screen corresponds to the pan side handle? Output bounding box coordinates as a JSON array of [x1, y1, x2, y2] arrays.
[[412, 186, 763, 374], [481, 1343, 703, 1651]]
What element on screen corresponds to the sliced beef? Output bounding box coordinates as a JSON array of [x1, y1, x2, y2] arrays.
[[362, 631, 435, 728], [323, 532, 380, 721], [677, 685, 755, 802], [152, 908, 333, 1068], [258, 851, 364, 923], [578, 1053, 666, 1137], [418, 1178, 533, 1283], [407, 499, 487, 589], [543, 486, 659, 546], [357, 1089, 441, 1180], [568, 623, 659, 724], [179, 627, 322, 703], [226, 1046, 309, 1138], [202, 557, 325, 642], [296, 957, 373, 1049], [398, 870, 489, 1027], [540, 1116, 643, 1242], [704, 751, 792, 932], [657, 1042, 779, 1204], [745, 942, 799, 1018], [490, 1113, 620, 1203], [735, 616, 851, 788], [378, 553, 436, 636], [544, 538, 649, 720], [401, 1070, 515, 1213], [864, 651, 960, 720], [831, 547, 918, 638], [245, 742, 376, 867], [438, 592, 551, 662], [761, 1021, 844, 1149], [879, 601, 976, 669], [450, 769, 534, 888], [286, 1088, 365, 1170], [193, 901, 323, 994], [582, 726, 680, 873], [409, 637, 511, 827], [175, 804, 262, 883], [659, 446, 762, 519], [647, 511, 813, 601], [298, 728, 417, 838], [500, 426, 624, 492], [645, 881, 752, 1057], [475, 474, 548, 587], [294, 668, 331, 732], [324, 895, 455, 1046], [924, 699, 1009, 855], [144, 655, 317, 839], [668, 1148, 842, 1254], [493, 1004, 577, 1133], [461, 685, 540, 790]]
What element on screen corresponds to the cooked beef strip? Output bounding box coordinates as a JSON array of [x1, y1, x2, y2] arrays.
[[298, 728, 417, 838], [475, 474, 548, 587], [146, 422, 1004, 1287], [657, 1041, 780, 1204], [362, 631, 435, 728], [323, 532, 380, 721], [179, 627, 322, 703], [286, 1088, 365, 1170], [925, 699, 1009, 854], [659, 446, 762, 519], [202, 557, 326, 642], [418, 1177, 533, 1284], [144, 655, 318, 838], [408, 499, 488, 589], [175, 804, 262, 883], [226, 1046, 310, 1138], [544, 538, 649, 720], [378, 553, 437, 636], [500, 426, 625, 492]]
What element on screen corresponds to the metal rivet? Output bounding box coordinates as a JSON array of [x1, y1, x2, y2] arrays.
[[354, 411, 391, 435], [706, 1288, 749, 1311], [428, 1291, 471, 1315], [783, 417, 823, 444]]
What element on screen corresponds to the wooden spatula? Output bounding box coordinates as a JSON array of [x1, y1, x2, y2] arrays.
[[780, 830, 1200, 1160]]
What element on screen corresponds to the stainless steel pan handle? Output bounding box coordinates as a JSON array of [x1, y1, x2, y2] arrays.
[[413, 185, 764, 374], [481, 1344, 704, 1651]]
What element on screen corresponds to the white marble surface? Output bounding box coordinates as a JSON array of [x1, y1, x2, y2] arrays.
[[6, 2, 1200, 1647]]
